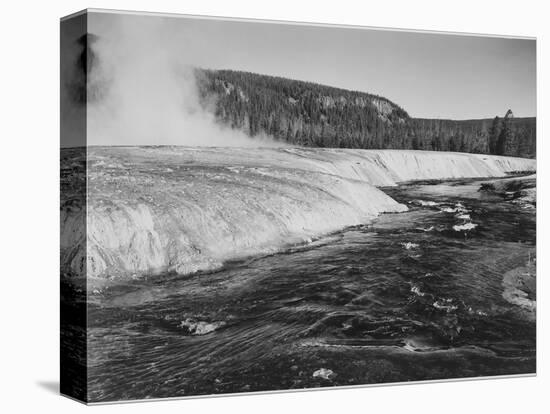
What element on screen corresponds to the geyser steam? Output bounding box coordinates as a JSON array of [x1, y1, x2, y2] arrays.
[[86, 15, 276, 147]]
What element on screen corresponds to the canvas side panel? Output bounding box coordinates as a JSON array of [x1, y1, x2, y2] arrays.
[[60, 11, 88, 403]]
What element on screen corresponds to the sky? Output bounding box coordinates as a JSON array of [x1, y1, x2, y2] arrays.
[[88, 10, 536, 120]]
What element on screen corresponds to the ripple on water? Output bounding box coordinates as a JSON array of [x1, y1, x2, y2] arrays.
[[85, 177, 536, 401]]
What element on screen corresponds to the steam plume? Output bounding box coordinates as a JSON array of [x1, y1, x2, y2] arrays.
[[87, 16, 278, 147]]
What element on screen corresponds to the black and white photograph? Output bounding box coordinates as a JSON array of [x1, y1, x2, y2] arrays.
[[58, 8, 539, 404]]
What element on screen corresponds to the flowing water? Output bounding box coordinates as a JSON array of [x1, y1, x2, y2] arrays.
[[84, 178, 536, 402]]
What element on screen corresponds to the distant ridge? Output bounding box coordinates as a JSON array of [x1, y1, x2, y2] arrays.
[[196, 69, 536, 158]]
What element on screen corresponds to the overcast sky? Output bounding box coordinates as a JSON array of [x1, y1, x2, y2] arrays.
[[89, 10, 536, 120]]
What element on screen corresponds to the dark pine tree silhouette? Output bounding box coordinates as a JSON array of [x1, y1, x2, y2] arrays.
[[488, 116, 501, 154], [496, 110, 514, 155]]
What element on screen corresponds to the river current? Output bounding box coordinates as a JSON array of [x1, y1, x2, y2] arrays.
[[84, 177, 536, 402]]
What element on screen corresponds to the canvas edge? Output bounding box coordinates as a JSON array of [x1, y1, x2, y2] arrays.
[[61, 7, 536, 40], [78, 373, 536, 406], [60, 9, 89, 404]]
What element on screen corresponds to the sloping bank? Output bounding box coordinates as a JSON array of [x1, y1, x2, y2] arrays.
[[60, 147, 535, 279]]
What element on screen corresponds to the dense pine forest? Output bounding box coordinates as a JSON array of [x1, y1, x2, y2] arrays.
[[196, 69, 536, 158]]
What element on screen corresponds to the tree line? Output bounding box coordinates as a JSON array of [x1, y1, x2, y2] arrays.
[[196, 69, 536, 158]]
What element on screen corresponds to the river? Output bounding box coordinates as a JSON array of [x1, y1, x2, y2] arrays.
[[84, 177, 536, 402]]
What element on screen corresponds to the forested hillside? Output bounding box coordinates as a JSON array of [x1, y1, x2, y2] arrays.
[[196, 69, 536, 158]]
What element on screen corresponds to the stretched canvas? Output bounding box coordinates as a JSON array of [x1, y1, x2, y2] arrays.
[[60, 9, 537, 404]]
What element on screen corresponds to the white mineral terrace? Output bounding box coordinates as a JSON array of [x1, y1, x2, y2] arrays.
[[60, 147, 536, 279]]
